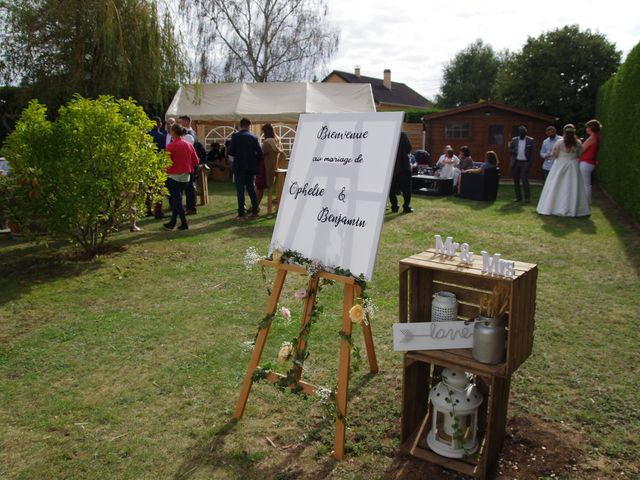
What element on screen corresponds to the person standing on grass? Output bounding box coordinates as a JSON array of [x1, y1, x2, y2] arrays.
[[255, 123, 284, 211], [228, 118, 263, 220], [579, 119, 602, 204], [509, 125, 535, 203], [389, 131, 414, 213], [146, 117, 167, 219], [164, 124, 199, 231], [178, 115, 205, 215], [536, 124, 589, 217], [165, 117, 176, 148], [540, 126, 562, 182]]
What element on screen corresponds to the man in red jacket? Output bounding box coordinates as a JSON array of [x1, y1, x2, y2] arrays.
[[165, 124, 199, 230]]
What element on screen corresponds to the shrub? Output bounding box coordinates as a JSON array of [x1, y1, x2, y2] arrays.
[[596, 42, 640, 222], [404, 107, 442, 124], [0, 96, 170, 254]]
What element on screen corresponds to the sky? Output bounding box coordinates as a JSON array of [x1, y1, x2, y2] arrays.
[[325, 0, 640, 101]]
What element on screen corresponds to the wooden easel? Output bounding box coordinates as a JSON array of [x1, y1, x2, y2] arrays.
[[233, 259, 379, 460]]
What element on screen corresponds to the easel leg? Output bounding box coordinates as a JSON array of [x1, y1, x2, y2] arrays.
[[354, 285, 379, 374], [233, 269, 288, 420], [333, 283, 355, 460], [293, 276, 320, 384], [360, 323, 379, 374]]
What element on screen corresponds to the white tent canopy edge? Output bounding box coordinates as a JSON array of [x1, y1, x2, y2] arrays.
[[165, 82, 377, 123]]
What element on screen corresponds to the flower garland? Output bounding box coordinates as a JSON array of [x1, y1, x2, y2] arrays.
[[243, 246, 376, 421]]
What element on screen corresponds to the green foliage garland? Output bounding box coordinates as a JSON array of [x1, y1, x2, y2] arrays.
[[250, 249, 370, 423]]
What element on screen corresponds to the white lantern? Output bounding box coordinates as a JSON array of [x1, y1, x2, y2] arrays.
[[426, 368, 483, 458], [431, 291, 458, 322]]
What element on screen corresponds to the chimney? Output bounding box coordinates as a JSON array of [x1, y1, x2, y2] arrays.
[[354, 65, 361, 78], [383, 69, 391, 90]]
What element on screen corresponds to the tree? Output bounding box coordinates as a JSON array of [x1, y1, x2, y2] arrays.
[[494, 25, 621, 126], [0, 96, 170, 255], [0, 0, 184, 113], [436, 39, 506, 108], [179, 0, 340, 82]]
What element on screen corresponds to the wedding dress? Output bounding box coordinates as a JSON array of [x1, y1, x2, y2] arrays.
[[536, 140, 590, 217]]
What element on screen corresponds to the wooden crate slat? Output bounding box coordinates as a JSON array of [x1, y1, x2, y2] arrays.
[[402, 255, 532, 277], [408, 249, 537, 272], [401, 353, 430, 443], [399, 265, 409, 323], [406, 350, 507, 378], [431, 269, 511, 293], [406, 445, 478, 476], [417, 268, 432, 324], [483, 375, 511, 475], [432, 281, 491, 305]]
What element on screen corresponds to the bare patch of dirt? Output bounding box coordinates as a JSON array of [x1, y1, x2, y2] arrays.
[[382, 413, 633, 480]]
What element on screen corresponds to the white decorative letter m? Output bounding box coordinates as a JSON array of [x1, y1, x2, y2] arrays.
[[481, 251, 502, 274], [435, 235, 458, 256]]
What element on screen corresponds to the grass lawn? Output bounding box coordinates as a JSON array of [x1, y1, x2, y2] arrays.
[[1, 181, 638, 479]]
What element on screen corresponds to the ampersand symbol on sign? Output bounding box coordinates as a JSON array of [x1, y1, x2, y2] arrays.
[[338, 187, 347, 203]]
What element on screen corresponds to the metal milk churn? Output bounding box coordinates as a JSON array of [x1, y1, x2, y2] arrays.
[[472, 316, 506, 364]]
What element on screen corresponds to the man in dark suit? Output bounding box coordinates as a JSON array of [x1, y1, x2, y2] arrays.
[[228, 118, 263, 220], [508, 125, 535, 203], [389, 131, 414, 213]]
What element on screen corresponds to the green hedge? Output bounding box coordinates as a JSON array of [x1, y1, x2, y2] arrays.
[[404, 107, 442, 123], [596, 42, 640, 222]]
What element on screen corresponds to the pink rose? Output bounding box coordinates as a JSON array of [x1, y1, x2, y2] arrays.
[[280, 306, 291, 322], [294, 288, 307, 299]]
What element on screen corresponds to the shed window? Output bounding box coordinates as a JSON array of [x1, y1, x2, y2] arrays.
[[445, 121, 470, 139], [488, 125, 504, 145]]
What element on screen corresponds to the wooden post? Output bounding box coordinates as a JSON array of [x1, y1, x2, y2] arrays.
[[333, 283, 355, 460], [197, 164, 210, 206], [233, 268, 288, 420]]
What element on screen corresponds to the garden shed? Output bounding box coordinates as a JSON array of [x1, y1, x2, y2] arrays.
[[422, 102, 557, 180]]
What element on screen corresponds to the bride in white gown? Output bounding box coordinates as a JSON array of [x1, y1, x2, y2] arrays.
[[537, 124, 590, 217]]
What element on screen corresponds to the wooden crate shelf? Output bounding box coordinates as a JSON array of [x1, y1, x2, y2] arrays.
[[401, 354, 512, 480], [398, 249, 537, 479], [399, 249, 538, 377]]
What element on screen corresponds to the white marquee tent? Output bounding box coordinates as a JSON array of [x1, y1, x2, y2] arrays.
[[165, 82, 376, 122]]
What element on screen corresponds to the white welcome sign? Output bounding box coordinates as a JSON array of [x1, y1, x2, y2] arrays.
[[270, 112, 404, 280]]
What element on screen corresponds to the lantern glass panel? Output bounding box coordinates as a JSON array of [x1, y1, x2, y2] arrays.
[[435, 411, 453, 444]]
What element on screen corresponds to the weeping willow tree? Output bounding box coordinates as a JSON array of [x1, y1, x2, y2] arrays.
[[178, 0, 340, 83], [0, 0, 184, 113]]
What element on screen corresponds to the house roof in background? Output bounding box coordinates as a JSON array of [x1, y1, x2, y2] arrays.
[[323, 70, 431, 108]]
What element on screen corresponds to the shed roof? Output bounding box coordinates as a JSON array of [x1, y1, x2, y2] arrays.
[[422, 101, 557, 122]]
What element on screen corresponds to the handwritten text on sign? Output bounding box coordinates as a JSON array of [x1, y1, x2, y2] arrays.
[[392, 321, 474, 351], [270, 113, 404, 280]]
